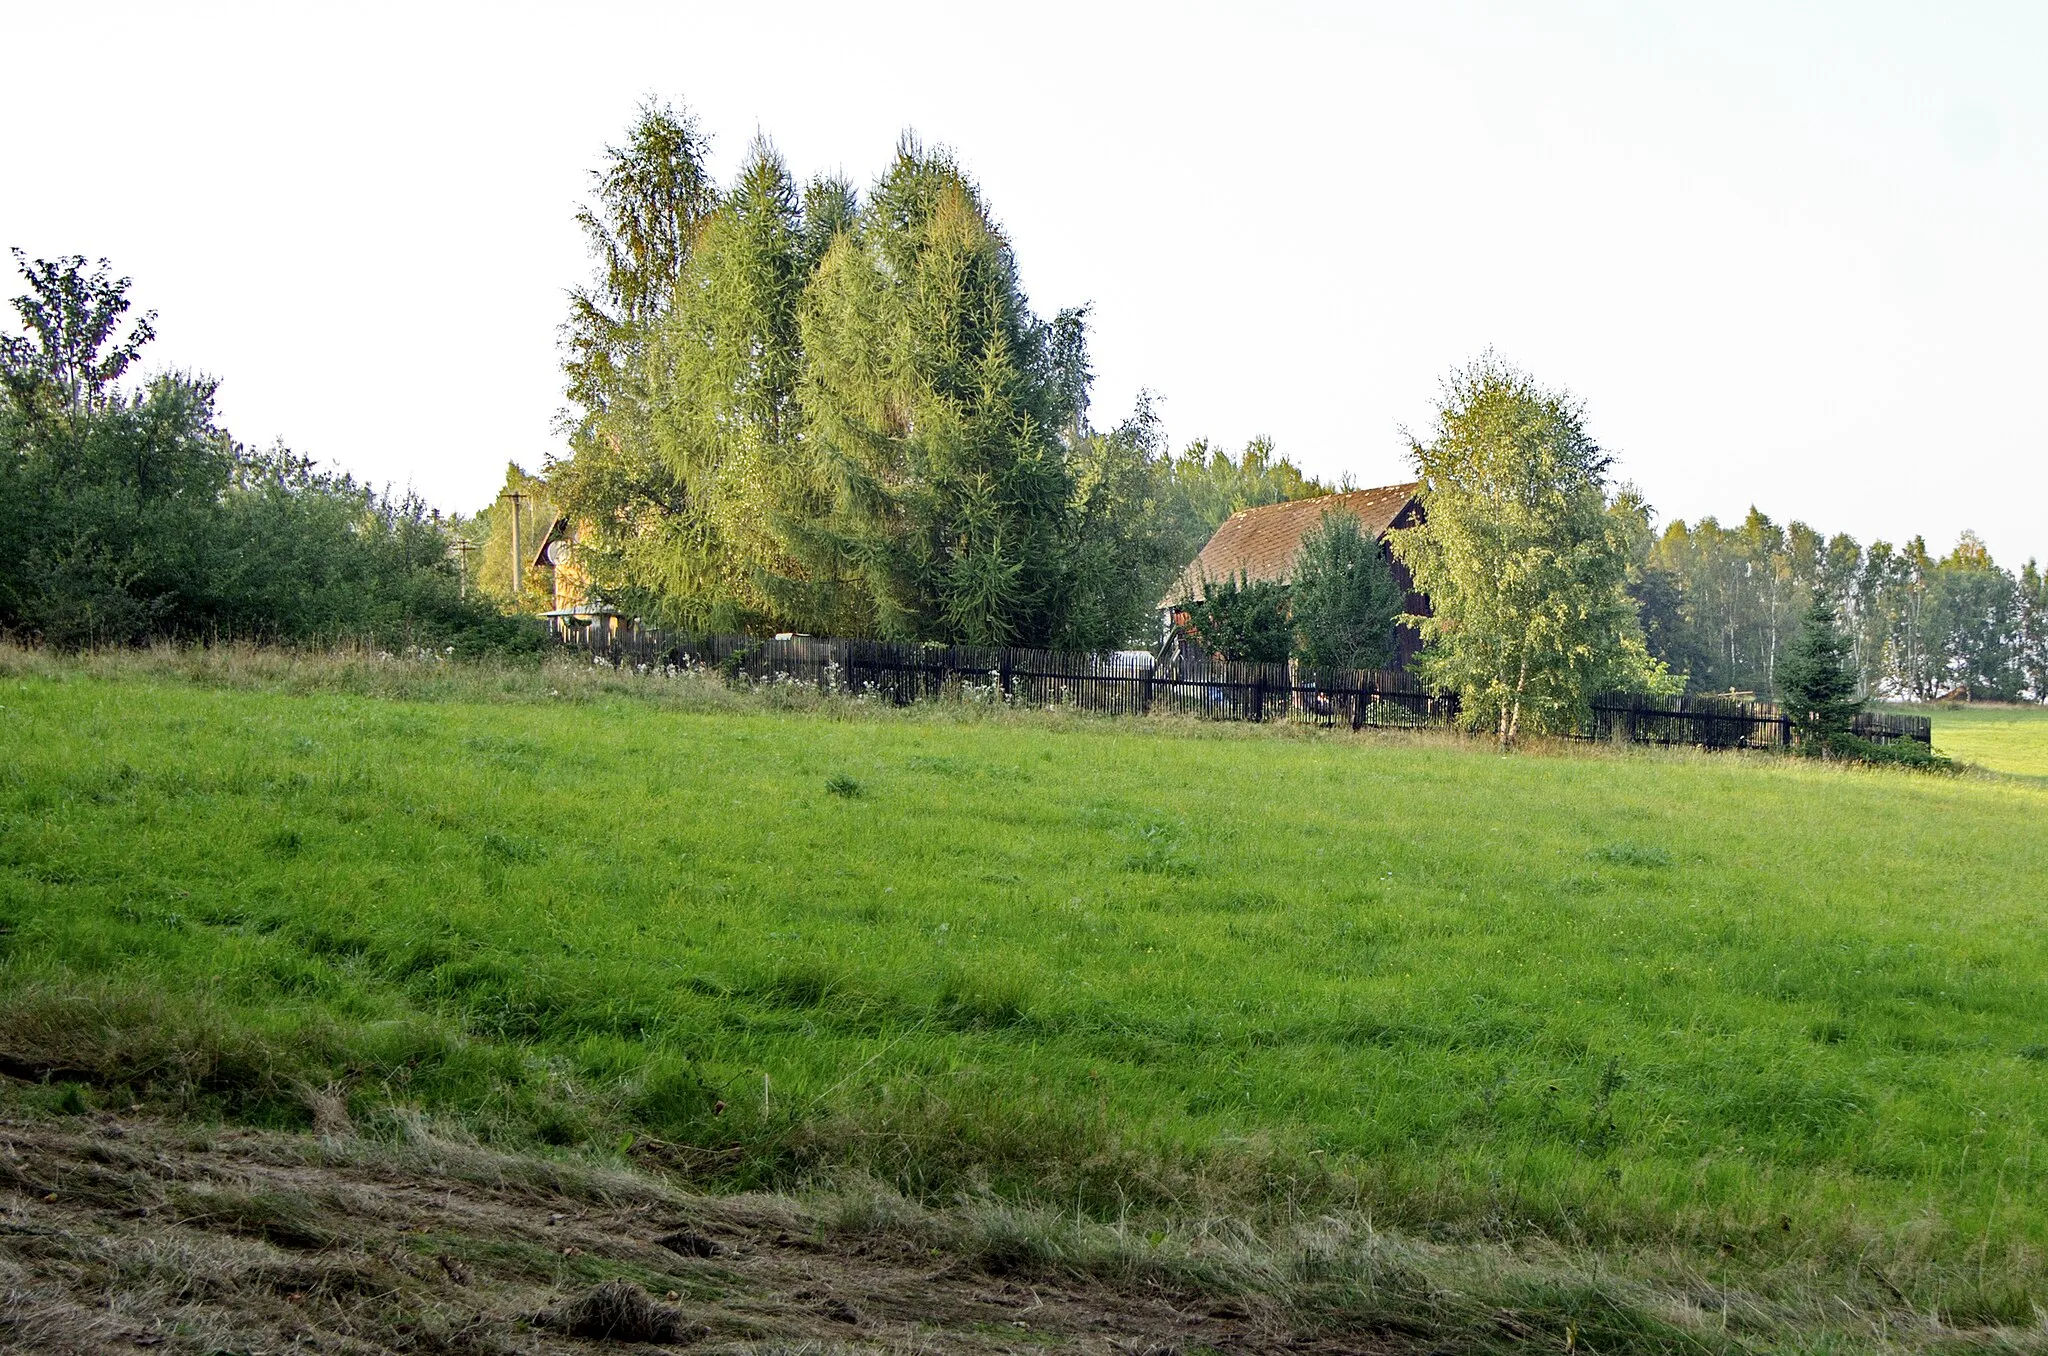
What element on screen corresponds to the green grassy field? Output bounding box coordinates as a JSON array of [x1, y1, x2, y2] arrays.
[[1926, 702, 2048, 779], [5, 649, 2048, 1347]]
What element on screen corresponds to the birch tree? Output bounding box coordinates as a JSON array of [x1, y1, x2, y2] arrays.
[[1392, 357, 1669, 746]]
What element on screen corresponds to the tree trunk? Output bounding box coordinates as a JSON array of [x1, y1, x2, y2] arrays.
[[1503, 655, 1527, 750]]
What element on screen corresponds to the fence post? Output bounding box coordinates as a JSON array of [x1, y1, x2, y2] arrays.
[[1250, 672, 1264, 723]]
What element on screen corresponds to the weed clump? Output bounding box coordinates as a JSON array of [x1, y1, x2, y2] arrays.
[[1588, 842, 1672, 868], [825, 773, 863, 798]]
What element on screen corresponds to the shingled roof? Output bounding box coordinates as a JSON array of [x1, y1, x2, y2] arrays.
[[1162, 482, 1421, 606]]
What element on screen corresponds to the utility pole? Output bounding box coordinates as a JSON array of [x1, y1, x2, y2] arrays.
[[504, 490, 526, 605], [453, 537, 476, 599]]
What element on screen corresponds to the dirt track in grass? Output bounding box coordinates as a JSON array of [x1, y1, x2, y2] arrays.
[[0, 1114, 1407, 1356]]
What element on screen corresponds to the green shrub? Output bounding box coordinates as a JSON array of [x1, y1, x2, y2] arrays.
[[1823, 733, 1956, 773], [2, 252, 532, 653]]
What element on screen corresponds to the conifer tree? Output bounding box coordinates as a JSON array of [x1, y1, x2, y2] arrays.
[[801, 138, 1076, 645], [1777, 595, 1864, 751], [562, 100, 716, 452], [645, 138, 815, 631], [552, 100, 718, 622]]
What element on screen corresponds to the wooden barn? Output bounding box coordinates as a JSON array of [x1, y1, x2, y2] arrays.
[[1159, 482, 1429, 670]]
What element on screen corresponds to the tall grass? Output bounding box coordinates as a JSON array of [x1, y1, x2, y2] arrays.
[[4, 645, 2048, 1334]]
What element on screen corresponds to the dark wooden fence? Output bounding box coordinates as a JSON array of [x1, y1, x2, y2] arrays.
[[555, 621, 1931, 747], [1583, 692, 1931, 748], [557, 623, 1449, 730]]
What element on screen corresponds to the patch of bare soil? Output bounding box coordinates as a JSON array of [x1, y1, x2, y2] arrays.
[[0, 1114, 1404, 1355]]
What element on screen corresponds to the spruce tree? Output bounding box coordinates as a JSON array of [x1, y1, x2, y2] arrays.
[[1777, 595, 1863, 751]]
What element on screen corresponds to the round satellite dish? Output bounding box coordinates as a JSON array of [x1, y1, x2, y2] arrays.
[[545, 539, 573, 566]]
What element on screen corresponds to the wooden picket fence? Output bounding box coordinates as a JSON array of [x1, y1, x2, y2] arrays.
[[553, 621, 1931, 747]]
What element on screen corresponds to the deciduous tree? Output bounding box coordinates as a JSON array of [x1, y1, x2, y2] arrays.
[[2, 252, 519, 650], [1176, 572, 1291, 664], [1391, 356, 1669, 746], [1, 250, 156, 413], [1290, 509, 1403, 675]]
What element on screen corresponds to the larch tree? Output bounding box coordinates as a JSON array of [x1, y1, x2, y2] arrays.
[[1391, 356, 1670, 747], [550, 100, 719, 620], [561, 100, 717, 450], [800, 138, 1078, 646], [643, 138, 840, 633]]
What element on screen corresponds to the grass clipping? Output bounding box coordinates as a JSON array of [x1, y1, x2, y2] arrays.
[[536, 1279, 702, 1342]]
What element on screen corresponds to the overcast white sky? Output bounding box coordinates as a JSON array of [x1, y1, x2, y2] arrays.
[[5, 1, 2043, 565]]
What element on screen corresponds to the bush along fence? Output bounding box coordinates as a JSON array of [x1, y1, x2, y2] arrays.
[[554, 622, 1932, 747]]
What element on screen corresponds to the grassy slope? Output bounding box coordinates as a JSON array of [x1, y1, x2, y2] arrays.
[[5, 652, 2048, 1339], [1928, 702, 2048, 779]]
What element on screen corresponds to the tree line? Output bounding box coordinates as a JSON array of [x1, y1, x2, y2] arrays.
[[1638, 513, 2046, 703], [535, 105, 1676, 742], [542, 102, 1334, 652], [7, 99, 2040, 737], [536, 103, 2048, 743]]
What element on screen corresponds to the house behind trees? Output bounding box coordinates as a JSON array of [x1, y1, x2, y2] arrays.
[[1161, 482, 1429, 669]]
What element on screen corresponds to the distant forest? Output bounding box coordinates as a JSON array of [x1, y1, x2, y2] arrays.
[[1640, 515, 2045, 703]]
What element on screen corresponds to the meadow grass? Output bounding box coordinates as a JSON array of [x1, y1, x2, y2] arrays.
[[1923, 702, 2048, 779], [4, 646, 2048, 1343]]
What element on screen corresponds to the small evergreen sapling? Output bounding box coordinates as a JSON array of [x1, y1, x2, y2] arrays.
[[1777, 596, 1863, 752]]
